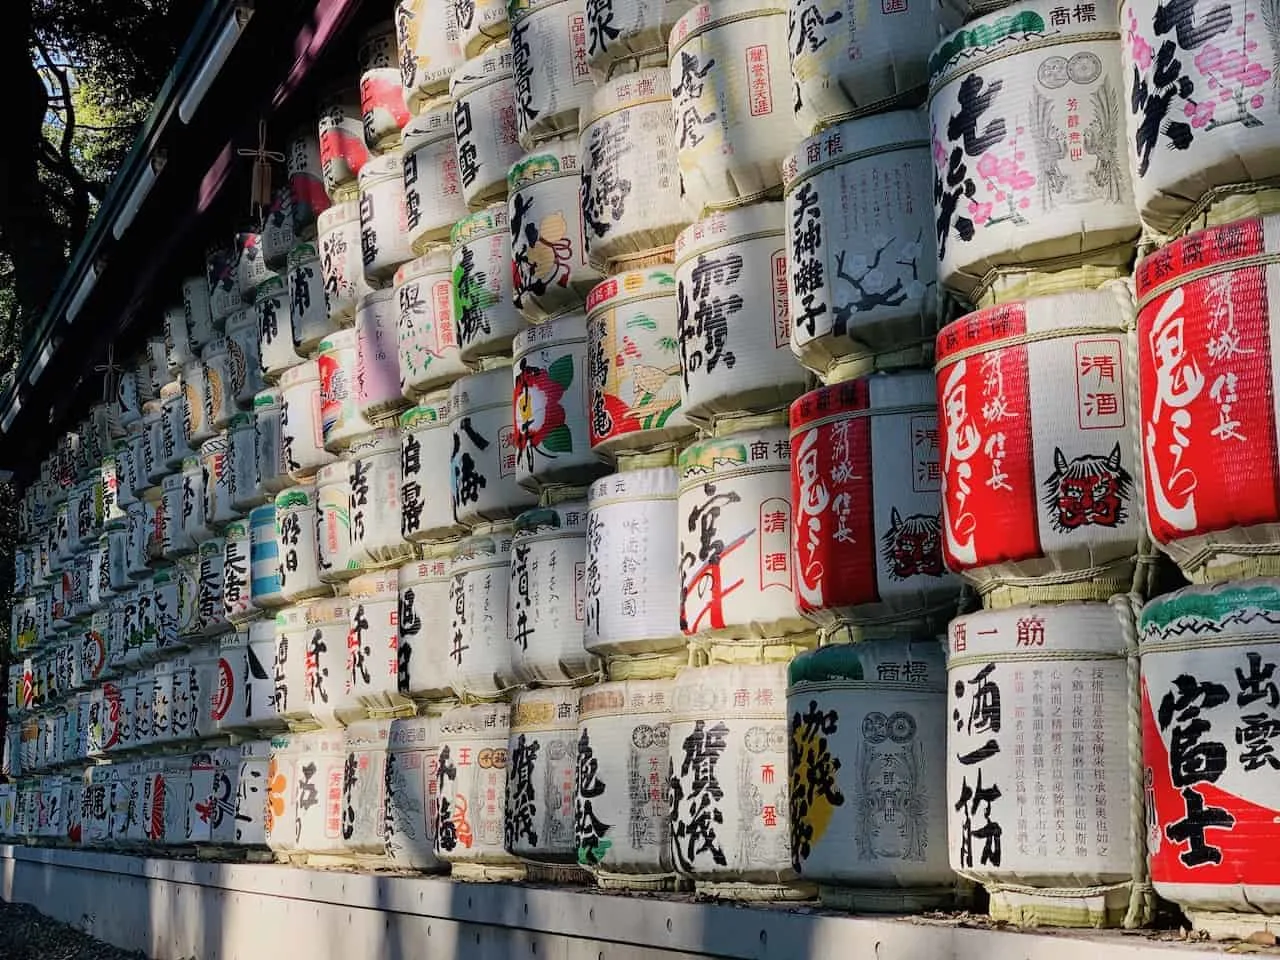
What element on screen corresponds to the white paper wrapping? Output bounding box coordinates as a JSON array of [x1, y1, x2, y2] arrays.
[[279, 364, 336, 481], [402, 108, 472, 252], [434, 702, 519, 867], [451, 43, 524, 207], [359, 153, 416, 282], [447, 528, 518, 698], [386, 715, 444, 869], [509, 0, 595, 147], [395, 251, 470, 396], [452, 205, 527, 362], [507, 687, 581, 862], [398, 555, 458, 701], [347, 573, 409, 713]]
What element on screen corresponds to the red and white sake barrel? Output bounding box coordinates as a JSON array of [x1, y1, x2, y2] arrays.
[[395, 251, 469, 396], [287, 242, 334, 357], [316, 461, 359, 583], [318, 84, 370, 203], [358, 154, 415, 283], [1135, 215, 1280, 582], [196, 537, 227, 636], [457, 0, 511, 57], [275, 485, 326, 603], [181, 359, 214, 448], [291, 730, 347, 855], [360, 23, 411, 153], [401, 395, 467, 543], [508, 139, 602, 320], [235, 233, 276, 305], [936, 284, 1146, 606], [787, 638, 955, 909], [164, 301, 195, 375], [789, 373, 961, 634], [586, 269, 695, 456], [307, 597, 364, 728], [340, 719, 393, 856], [450, 366, 540, 524], [669, 658, 813, 898], [783, 110, 938, 383], [434, 701, 525, 879], [278, 365, 336, 482], [201, 433, 237, 528], [256, 274, 300, 383], [677, 415, 810, 641], [928, 1, 1139, 298], [575, 679, 675, 886], [207, 241, 241, 323], [512, 316, 601, 490], [261, 183, 296, 272], [287, 126, 329, 237], [398, 550, 457, 701], [450, 43, 523, 207], [182, 273, 217, 354], [584, 0, 693, 79], [580, 70, 688, 272], [397, 0, 463, 111], [948, 602, 1140, 927], [1140, 579, 1280, 934], [347, 428, 413, 569], [447, 526, 519, 698], [507, 687, 582, 865], [452, 204, 526, 362], [508, 0, 594, 148], [212, 631, 250, 735], [667, 0, 791, 213], [264, 733, 299, 856], [402, 108, 471, 253], [356, 289, 409, 422], [229, 411, 267, 511], [318, 329, 377, 453], [317, 201, 365, 325], [509, 502, 598, 684], [675, 204, 806, 422], [386, 714, 445, 870], [232, 739, 271, 847]]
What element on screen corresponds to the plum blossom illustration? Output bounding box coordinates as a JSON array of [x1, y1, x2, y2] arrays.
[[974, 124, 1035, 221], [513, 354, 575, 470], [1182, 21, 1271, 129], [833, 231, 932, 328]]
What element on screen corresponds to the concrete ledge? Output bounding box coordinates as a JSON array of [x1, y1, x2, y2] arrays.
[[0, 846, 1231, 960]]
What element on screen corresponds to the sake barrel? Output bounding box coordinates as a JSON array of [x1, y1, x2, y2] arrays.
[[102, 455, 128, 527], [227, 412, 264, 512], [160, 471, 195, 558], [512, 316, 600, 490], [397, 0, 464, 110], [675, 204, 805, 420], [783, 111, 938, 382], [82, 612, 109, 686], [179, 455, 213, 549], [225, 306, 267, 408], [508, 0, 594, 148], [1141, 579, 1280, 932], [305, 597, 361, 727], [274, 604, 312, 727], [319, 329, 377, 453], [279, 365, 336, 481], [434, 701, 525, 878], [275, 485, 326, 602], [246, 618, 286, 732], [450, 367, 539, 524], [207, 241, 240, 323], [163, 383, 193, 472], [287, 126, 330, 235], [287, 242, 334, 357], [574, 679, 674, 884], [233, 739, 270, 845], [677, 416, 809, 640], [164, 302, 195, 376], [448, 527, 519, 698], [403, 108, 471, 253], [265, 734, 299, 855], [359, 153, 415, 282], [201, 433, 237, 528], [451, 44, 524, 207], [212, 632, 249, 734], [360, 23, 411, 152], [356, 290, 409, 421], [197, 538, 227, 637], [928, 1, 1139, 297], [396, 251, 469, 395], [236, 233, 277, 304], [201, 337, 239, 432], [193, 643, 224, 740], [457, 0, 511, 57], [789, 373, 961, 633], [341, 719, 392, 855], [580, 71, 687, 271], [347, 428, 413, 568], [319, 85, 371, 202], [586, 269, 694, 454], [290, 730, 346, 854], [347, 572, 410, 713], [667, 0, 791, 213], [936, 284, 1145, 606], [170, 655, 198, 743], [386, 714, 444, 869], [151, 661, 175, 745], [318, 202, 365, 325], [249, 504, 286, 609], [948, 602, 1136, 926], [183, 273, 217, 352], [787, 638, 954, 909], [117, 367, 142, 433], [453, 204, 525, 361], [262, 183, 297, 271], [584, 0, 693, 79], [222, 519, 256, 623], [257, 274, 300, 383], [316, 461, 360, 582], [182, 360, 214, 448], [669, 660, 810, 896], [398, 553, 457, 701], [510, 503, 598, 684], [209, 745, 245, 845], [506, 687, 581, 863]]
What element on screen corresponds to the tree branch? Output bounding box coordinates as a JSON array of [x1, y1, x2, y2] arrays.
[[34, 39, 75, 164]]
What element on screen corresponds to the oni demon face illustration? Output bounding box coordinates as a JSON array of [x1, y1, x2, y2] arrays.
[[1042, 442, 1133, 532], [880, 508, 944, 580]]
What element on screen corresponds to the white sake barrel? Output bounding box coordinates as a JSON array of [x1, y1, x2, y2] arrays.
[[151, 660, 175, 745], [222, 519, 256, 623], [193, 643, 223, 740], [183, 273, 217, 352], [274, 604, 312, 727], [318, 329, 377, 453], [510, 502, 598, 684], [929, 1, 1139, 297], [275, 485, 326, 602], [279, 365, 336, 481], [250, 504, 286, 609], [1141, 580, 1280, 933], [575, 679, 675, 884], [287, 126, 330, 236], [347, 573, 410, 714], [457, 0, 511, 57], [207, 241, 240, 323], [233, 739, 270, 845], [435, 701, 524, 878], [265, 734, 299, 855], [448, 527, 519, 698], [359, 153, 415, 282], [949, 602, 1136, 926], [783, 111, 938, 382], [306, 597, 362, 727], [450, 367, 540, 524], [82, 612, 110, 686], [669, 660, 809, 895], [291, 730, 347, 854], [228, 411, 264, 511], [82, 766, 111, 845], [170, 654, 198, 743], [262, 184, 297, 271], [287, 242, 334, 357], [161, 471, 196, 558], [787, 638, 954, 909], [936, 284, 1144, 607], [212, 632, 249, 734], [507, 687, 581, 863], [201, 337, 238, 432], [110, 445, 138, 514], [117, 366, 143, 432], [581, 71, 687, 271], [226, 306, 267, 408], [319, 85, 371, 202], [398, 552, 457, 701], [236, 233, 277, 304], [360, 23, 411, 152], [347, 428, 413, 568], [201, 432, 237, 528], [163, 384, 192, 474], [356, 289, 409, 421], [316, 461, 360, 582], [209, 745, 245, 845], [182, 455, 214, 550], [182, 360, 214, 449], [386, 714, 444, 869], [197, 538, 227, 636], [318, 202, 365, 324], [789, 374, 961, 633], [675, 204, 805, 421], [164, 301, 195, 377], [168, 558, 199, 646], [584, 0, 693, 79], [247, 618, 286, 732], [403, 109, 471, 252], [508, 0, 594, 148], [512, 316, 599, 490], [678, 417, 809, 639], [341, 719, 392, 855], [451, 44, 524, 207], [257, 274, 300, 383], [396, 251, 469, 395], [397, 0, 464, 110], [668, 0, 790, 213], [453, 204, 526, 361]]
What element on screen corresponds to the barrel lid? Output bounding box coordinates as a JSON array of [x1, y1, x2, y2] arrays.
[[317, 200, 360, 235], [198, 535, 225, 555], [317, 327, 358, 354], [227, 411, 253, 431], [275, 603, 308, 631], [678, 420, 789, 482], [359, 19, 398, 60], [160, 380, 183, 400], [437, 700, 510, 735], [248, 503, 276, 523], [287, 241, 320, 267], [276, 362, 315, 390], [347, 570, 398, 601], [449, 363, 513, 411], [512, 312, 587, 356], [358, 151, 404, 185], [510, 687, 580, 732], [585, 268, 676, 315], [451, 202, 509, 246], [224, 518, 249, 537], [274, 485, 316, 510], [253, 274, 287, 304], [346, 426, 400, 459], [316, 460, 350, 486], [450, 525, 515, 569], [304, 596, 350, 627], [788, 638, 945, 690], [448, 41, 515, 99], [248, 617, 276, 642], [789, 372, 935, 435], [394, 247, 452, 286], [508, 138, 581, 192], [1141, 579, 1280, 647], [512, 501, 588, 536]]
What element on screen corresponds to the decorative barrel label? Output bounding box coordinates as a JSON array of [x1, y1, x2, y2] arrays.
[[506, 688, 580, 861], [508, 0, 594, 146], [434, 703, 513, 863], [399, 557, 457, 702], [450, 45, 523, 208], [395, 254, 467, 395], [452, 205, 525, 361], [512, 318, 599, 489], [386, 715, 441, 869], [450, 369, 539, 525]]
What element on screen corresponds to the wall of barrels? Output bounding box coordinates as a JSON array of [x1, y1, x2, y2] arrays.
[[3, 0, 1280, 942]]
